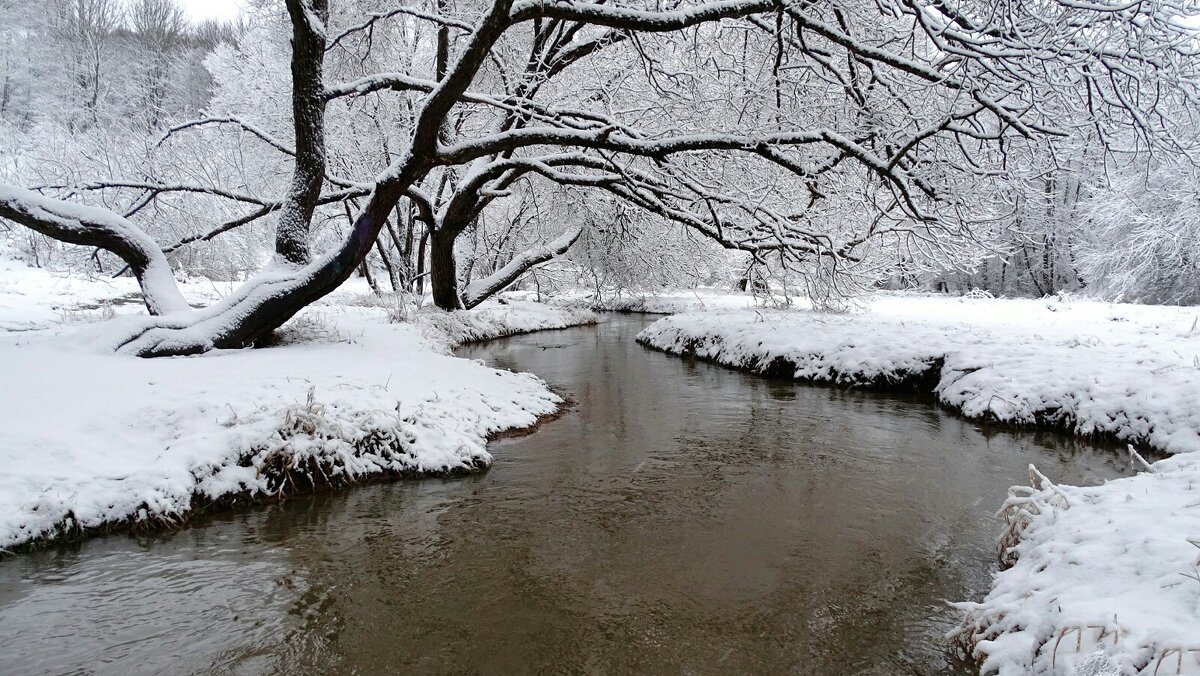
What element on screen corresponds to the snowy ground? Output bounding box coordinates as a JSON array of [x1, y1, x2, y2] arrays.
[[951, 454, 1200, 676], [0, 260, 595, 551], [637, 293, 1200, 675]]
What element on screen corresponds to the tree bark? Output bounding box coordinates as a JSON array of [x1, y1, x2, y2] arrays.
[[273, 0, 328, 267], [0, 185, 188, 315], [429, 227, 463, 310], [359, 259, 381, 295], [117, 185, 407, 356], [415, 229, 428, 295], [462, 224, 583, 308], [375, 238, 400, 292]]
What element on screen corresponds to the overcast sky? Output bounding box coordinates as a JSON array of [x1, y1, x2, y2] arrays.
[[178, 0, 244, 22]]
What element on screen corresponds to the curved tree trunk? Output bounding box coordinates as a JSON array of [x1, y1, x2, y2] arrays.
[[0, 0, 508, 355], [0, 185, 189, 316], [429, 223, 583, 311], [113, 188, 402, 356], [114, 0, 520, 355], [462, 224, 583, 309], [0, 0, 343, 356]]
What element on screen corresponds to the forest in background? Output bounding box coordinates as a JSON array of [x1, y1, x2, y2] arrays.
[[1, 0, 1198, 312]]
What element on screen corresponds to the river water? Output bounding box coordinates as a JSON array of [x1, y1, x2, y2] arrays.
[[0, 316, 1128, 674]]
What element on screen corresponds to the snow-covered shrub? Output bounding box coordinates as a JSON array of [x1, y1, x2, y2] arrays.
[[271, 311, 352, 346], [1076, 158, 1200, 306], [246, 387, 489, 496]]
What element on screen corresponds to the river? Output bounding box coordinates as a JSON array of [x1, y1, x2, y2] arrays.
[[0, 315, 1128, 674]]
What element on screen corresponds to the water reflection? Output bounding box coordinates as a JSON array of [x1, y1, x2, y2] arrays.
[[0, 316, 1127, 674]]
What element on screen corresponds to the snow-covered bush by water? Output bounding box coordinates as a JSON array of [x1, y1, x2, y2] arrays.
[[951, 455, 1200, 675]]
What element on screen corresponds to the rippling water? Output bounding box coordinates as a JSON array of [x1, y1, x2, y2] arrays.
[[0, 315, 1128, 674]]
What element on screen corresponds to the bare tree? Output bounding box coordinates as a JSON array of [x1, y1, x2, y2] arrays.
[[1, 0, 1196, 356], [1078, 155, 1200, 305], [128, 0, 187, 129], [47, 0, 123, 128]]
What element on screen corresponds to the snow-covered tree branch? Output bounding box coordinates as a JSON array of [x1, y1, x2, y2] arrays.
[[0, 0, 1195, 353]]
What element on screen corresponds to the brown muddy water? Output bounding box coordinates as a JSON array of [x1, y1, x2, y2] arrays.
[[0, 315, 1130, 675]]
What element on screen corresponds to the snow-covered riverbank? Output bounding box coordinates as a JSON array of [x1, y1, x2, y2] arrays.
[[636, 293, 1200, 674], [550, 287, 761, 314], [951, 453, 1200, 675], [0, 260, 595, 551], [638, 295, 1200, 453]]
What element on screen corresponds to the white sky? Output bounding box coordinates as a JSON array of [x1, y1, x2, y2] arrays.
[[177, 0, 245, 22]]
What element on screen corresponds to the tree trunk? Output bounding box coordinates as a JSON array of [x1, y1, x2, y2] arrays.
[[0, 72, 10, 115], [0, 0, 526, 355], [415, 229, 428, 295], [118, 183, 407, 356], [375, 239, 400, 292], [461, 224, 583, 309], [273, 0, 328, 267], [359, 259, 381, 295], [398, 209, 415, 291], [0, 185, 188, 315], [429, 228, 463, 310]]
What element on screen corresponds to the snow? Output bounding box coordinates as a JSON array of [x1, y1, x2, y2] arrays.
[[635, 292, 1200, 674], [637, 294, 1200, 454], [0, 185, 191, 315], [417, 296, 596, 346], [951, 455, 1200, 676], [0, 256, 218, 333], [4, 254, 1198, 671], [0, 262, 594, 551]]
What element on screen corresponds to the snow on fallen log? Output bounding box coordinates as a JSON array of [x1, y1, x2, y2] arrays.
[[415, 297, 597, 347], [550, 287, 761, 314], [635, 294, 1200, 674]]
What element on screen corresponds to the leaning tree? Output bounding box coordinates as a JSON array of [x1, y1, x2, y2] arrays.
[[1, 0, 1195, 355]]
